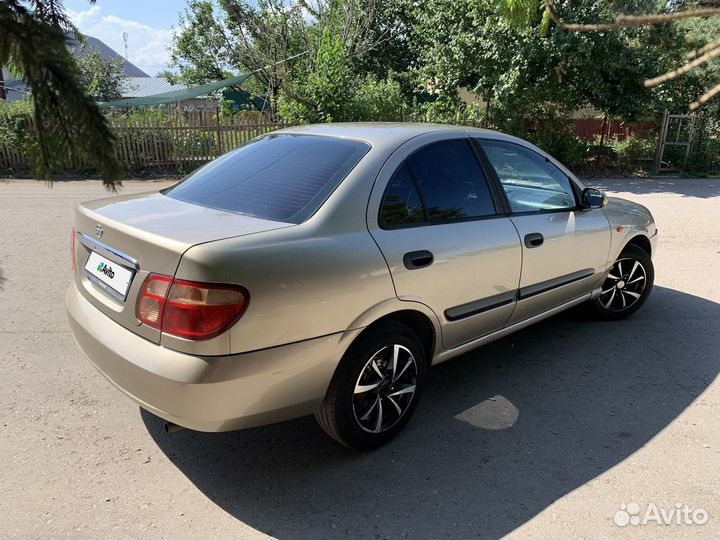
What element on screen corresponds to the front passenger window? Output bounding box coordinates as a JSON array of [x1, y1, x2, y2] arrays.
[[480, 140, 577, 213]]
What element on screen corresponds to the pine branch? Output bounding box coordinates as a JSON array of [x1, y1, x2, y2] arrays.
[[0, 1, 122, 187]]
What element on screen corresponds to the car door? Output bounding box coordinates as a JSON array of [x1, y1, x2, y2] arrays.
[[367, 134, 522, 350], [476, 138, 611, 324]]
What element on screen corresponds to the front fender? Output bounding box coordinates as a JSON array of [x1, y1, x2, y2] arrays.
[[602, 197, 657, 263]]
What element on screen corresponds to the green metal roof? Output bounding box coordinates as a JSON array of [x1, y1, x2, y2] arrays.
[[99, 73, 252, 109]]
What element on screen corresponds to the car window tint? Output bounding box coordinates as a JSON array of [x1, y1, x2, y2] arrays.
[[407, 139, 496, 222], [479, 140, 576, 213], [379, 163, 426, 228], [164, 134, 369, 223]]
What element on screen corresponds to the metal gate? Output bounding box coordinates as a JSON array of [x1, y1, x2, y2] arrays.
[[655, 110, 697, 172]]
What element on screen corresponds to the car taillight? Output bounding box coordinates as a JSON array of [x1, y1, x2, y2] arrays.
[[136, 274, 249, 341], [136, 274, 174, 331], [71, 228, 76, 272]]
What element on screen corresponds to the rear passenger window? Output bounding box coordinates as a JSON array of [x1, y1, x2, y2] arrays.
[[379, 163, 426, 228], [407, 139, 496, 222]]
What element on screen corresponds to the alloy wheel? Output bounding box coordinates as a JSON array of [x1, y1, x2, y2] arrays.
[[352, 344, 418, 433], [599, 257, 647, 312]]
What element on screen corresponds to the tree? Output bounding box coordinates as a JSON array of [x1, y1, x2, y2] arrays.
[[0, 1, 121, 186], [409, 0, 690, 124], [171, 0, 304, 116], [276, 28, 405, 123], [155, 69, 176, 80], [495, 0, 720, 110], [76, 48, 126, 102], [170, 0, 410, 119]]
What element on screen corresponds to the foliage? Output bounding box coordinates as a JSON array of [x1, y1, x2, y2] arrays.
[[408, 97, 487, 126], [155, 69, 176, 80], [409, 0, 686, 127], [522, 113, 590, 168], [0, 0, 121, 186], [687, 137, 720, 174], [606, 134, 657, 167], [277, 30, 353, 123], [109, 107, 174, 127], [276, 29, 406, 124], [171, 0, 411, 119], [0, 100, 33, 147], [76, 48, 126, 102], [686, 112, 720, 173], [351, 74, 405, 121]]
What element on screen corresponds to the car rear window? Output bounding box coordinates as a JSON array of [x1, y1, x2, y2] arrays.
[[164, 134, 369, 223]]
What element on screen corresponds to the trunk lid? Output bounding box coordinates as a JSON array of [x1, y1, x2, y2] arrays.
[[73, 190, 292, 343]]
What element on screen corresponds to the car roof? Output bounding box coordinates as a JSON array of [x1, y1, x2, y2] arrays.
[[276, 122, 517, 148]]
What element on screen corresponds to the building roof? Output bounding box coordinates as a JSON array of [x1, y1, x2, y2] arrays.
[[0, 69, 27, 102], [120, 77, 187, 99], [2, 34, 150, 101], [66, 34, 149, 78]]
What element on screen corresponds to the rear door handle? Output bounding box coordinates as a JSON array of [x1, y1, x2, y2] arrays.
[[524, 232, 544, 248], [403, 250, 434, 270]]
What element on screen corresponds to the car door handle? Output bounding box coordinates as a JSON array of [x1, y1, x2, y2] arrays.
[[403, 250, 434, 270], [524, 233, 544, 248]]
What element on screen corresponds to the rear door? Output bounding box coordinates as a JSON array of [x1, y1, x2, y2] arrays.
[[476, 138, 611, 323], [368, 133, 522, 350]]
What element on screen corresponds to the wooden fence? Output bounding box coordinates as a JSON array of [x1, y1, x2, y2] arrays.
[[0, 110, 292, 173]]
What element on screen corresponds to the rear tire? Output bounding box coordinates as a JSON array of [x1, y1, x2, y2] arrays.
[[590, 243, 654, 320], [316, 322, 426, 450]]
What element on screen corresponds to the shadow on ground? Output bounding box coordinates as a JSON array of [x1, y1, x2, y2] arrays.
[[143, 286, 719, 539], [584, 177, 720, 198]]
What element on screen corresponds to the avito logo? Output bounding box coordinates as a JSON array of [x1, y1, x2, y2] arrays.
[[96, 262, 115, 279]]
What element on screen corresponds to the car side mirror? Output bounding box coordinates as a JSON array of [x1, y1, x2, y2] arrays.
[[581, 187, 607, 209]]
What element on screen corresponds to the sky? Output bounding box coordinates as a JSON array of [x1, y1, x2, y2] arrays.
[[65, 0, 188, 76]]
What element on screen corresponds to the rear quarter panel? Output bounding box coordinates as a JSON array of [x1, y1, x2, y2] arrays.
[[175, 223, 396, 354], [172, 145, 400, 355]]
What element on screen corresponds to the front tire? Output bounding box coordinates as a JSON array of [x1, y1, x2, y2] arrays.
[[315, 322, 426, 450], [591, 243, 654, 320]]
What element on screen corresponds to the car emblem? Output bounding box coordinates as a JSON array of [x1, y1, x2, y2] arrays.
[[95, 225, 103, 238]]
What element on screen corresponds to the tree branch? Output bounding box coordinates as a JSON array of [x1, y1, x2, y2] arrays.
[[687, 35, 720, 59], [690, 81, 720, 111], [546, 1, 720, 32], [645, 45, 720, 87]]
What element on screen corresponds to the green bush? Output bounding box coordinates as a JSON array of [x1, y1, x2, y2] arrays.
[[606, 135, 656, 168], [519, 115, 589, 168], [0, 100, 33, 148], [408, 98, 486, 126], [350, 74, 404, 122], [686, 137, 720, 175]]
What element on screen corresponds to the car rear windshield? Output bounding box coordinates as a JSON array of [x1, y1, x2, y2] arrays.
[[164, 134, 370, 223]]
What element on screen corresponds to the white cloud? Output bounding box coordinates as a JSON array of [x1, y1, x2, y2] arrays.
[[68, 6, 173, 76]]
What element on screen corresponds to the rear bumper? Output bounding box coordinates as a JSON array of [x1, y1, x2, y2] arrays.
[[65, 282, 357, 432]]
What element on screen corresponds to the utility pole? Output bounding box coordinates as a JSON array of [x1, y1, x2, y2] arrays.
[[0, 68, 6, 100], [122, 32, 129, 60]]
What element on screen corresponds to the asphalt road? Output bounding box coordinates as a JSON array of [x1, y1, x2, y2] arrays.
[[0, 177, 718, 539]]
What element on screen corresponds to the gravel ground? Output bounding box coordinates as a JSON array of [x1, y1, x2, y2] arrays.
[[0, 177, 718, 540]]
